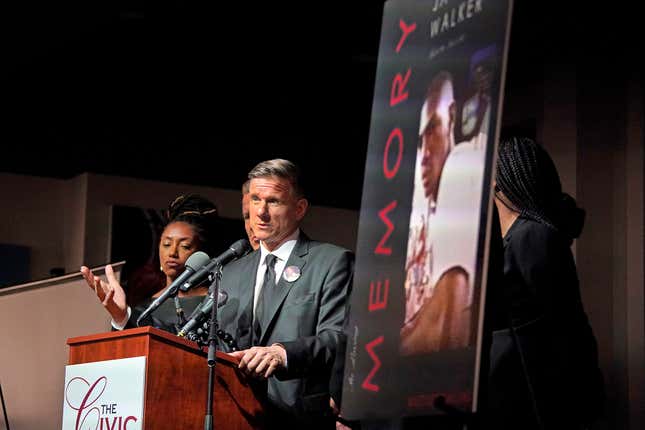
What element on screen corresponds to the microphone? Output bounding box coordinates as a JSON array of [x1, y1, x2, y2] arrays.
[[177, 291, 228, 337], [179, 239, 252, 292], [136, 251, 211, 326]]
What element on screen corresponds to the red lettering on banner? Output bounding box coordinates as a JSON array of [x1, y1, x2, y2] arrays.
[[375, 201, 397, 255], [362, 336, 384, 392], [72, 377, 107, 430], [101, 416, 120, 430], [390, 69, 411, 106], [396, 20, 417, 53], [359, 13, 416, 404], [383, 129, 403, 179], [368, 279, 389, 311], [99, 416, 137, 430]]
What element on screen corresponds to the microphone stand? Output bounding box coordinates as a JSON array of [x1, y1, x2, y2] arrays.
[[204, 264, 222, 430], [173, 296, 187, 333]]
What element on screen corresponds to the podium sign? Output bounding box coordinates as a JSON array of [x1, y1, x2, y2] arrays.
[[62, 356, 146, 430]]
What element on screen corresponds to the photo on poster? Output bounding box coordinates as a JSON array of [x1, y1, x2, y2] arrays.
[[401, 45, 496, 356]]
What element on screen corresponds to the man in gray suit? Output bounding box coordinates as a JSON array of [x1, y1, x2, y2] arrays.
[[222, 159, 354, 427]]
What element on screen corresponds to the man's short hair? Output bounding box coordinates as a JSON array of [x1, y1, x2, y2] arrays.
[[242, 179, 250, 194], [248, 159, 305, 198]]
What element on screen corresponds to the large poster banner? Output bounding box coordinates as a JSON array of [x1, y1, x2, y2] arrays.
[[342, 0, 512, 420]]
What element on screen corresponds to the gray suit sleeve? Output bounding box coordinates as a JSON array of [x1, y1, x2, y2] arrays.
[[275, 249, 354, 380]]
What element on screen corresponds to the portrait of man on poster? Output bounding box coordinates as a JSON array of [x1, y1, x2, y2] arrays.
[[401, 48, 494, 355]]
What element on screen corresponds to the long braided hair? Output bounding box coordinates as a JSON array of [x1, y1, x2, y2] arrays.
[[495, 137, 585, 242]]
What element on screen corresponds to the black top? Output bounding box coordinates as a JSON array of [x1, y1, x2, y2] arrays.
[[487, 216, 603, 429], [126, 295, 207, 335], [501, 217, 586, 327]]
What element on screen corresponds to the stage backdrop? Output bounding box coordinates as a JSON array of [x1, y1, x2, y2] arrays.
[[341, 0, 513, 420]]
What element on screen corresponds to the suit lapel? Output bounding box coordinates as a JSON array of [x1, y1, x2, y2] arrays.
[[235, 251, 260, 349], [259, 234, 310, 346]]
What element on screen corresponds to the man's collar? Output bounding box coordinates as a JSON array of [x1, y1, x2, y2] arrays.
[[260, 229, 300, 263]]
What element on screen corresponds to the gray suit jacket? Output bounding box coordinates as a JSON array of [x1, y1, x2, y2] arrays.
[[217, 233, 354, 419]]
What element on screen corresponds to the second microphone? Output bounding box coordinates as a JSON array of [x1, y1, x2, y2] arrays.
[[179, 238, 251, 292]]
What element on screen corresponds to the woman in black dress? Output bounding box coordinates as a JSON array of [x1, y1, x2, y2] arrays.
[[80, 194, 219, 334], [488, 137, 603, 429]]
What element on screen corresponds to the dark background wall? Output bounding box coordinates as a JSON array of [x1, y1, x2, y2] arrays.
[[2, 2, 641, 209]]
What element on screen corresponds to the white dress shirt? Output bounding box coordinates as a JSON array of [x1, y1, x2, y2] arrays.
[[253, 229, 300, 317]]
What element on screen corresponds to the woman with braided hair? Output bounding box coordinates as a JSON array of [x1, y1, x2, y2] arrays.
[[80, 194, 220, 334], [488, 137, 604, 429]]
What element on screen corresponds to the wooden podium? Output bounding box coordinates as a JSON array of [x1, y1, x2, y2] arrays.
[[67, 326, 266, 429]]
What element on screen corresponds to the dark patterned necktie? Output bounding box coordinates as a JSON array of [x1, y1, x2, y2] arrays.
[[253, 254, 277, 345]]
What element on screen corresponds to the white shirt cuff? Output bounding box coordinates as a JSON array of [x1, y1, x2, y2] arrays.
[[111, 306, 132, 330]]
